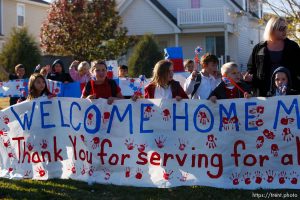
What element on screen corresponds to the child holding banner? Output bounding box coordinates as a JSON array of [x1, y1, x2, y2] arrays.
[[144, 60, 188, 100], [208, 62, 252, 103], [267, 66, 298, 96], [81, 60, 124, 104], [9, 64, 27, 105], [27, 73, 53, 100], [184, 53, 221, 99]]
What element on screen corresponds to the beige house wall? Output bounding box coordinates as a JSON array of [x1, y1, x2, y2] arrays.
[[0, 0, 49, 50]]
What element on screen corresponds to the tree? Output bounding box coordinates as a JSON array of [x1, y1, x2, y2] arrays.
[[0, 27, 41, 80], [262, 0, 300, 44], [40, 0, 133, 60], [128, 34, 163, 78]]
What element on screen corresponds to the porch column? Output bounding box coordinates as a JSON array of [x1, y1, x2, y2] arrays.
[[175, 34, 179, 47], [224, 25, 229, 62]]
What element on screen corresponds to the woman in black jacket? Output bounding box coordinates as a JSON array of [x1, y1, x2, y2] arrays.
[[246, 17, 300, 97]]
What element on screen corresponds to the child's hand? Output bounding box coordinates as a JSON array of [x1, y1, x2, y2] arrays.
[[131, 94, 139, 102], [244, 92, 252, 98], [242, 72, 253, 82], [17, 98, 23, 104], [87, 94, 96, 99], [175, 96, 182, 101], [107, 97, 115, 105], [209, 96, 217, 103], [47, 94, 56, 99], [191, 71, 198, 80]]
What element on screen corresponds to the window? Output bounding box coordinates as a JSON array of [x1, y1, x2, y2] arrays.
[[191, 0, 200, 8], [17, 4, 25, 27], [205, 36, 224, 57]]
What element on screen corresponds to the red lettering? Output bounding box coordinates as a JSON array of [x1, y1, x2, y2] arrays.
[[121, 154, 130, 165], [69, 135, 77, 160], [163, 153, 174, 166], [32, 152, 42, 163], [150, 152, 160, 166], [207, 154, 223, 179], [175, 154, 187, 166], [136, 152, 147, 165], [12, 137, 24, 163], [108, 154, 119, 165], [281, 154, 293, 165], [244, 154, 257, 166], [97, 139, 112, 165], [53, 136, 63, 161]]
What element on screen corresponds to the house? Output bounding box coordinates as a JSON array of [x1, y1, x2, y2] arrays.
[[0, 0, 49, 51], [117, 0, 265, 70]]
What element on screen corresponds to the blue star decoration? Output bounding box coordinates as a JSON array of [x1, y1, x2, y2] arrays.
[[107, 65, 113, 71], [139, 75, 145, 82], [132, 86, 138, 91]]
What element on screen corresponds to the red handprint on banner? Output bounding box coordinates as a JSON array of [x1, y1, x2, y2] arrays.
[[68, 162, 76, 174], [271, 144, 279, 157], [80, 165, 87, 175], [2, 139, 11, 148], [155, 136, 167, 149], [256, 136, 264, 149], [242, 172, 252, 185], [178, 138, 188, 151], [91, 136, 100, 149], [27, 142, 34, 151], [278, 171, 287, 184], [103, 168, 111, 180], [198, 111, 210, 125], [178, 172, 189, 182], [88, 166, 96, 176], [124, 138, 135, 150], [87, 113, 94, 125], [0, 129, 7, 137], [135, 168, 143, 180], [282, 128, 294, 142], [230, 173, 240, 185], [35, 166, 46, 177], [24, 170, 32, 178], [102, 112, 111, 124], [144, 106, 155, 119], [2, 115, 10, 124], [280, 116, 294, 125], [263, 129, 275, 140], [125, 167, 131, 178], [206, 134, 217, 149], [163, 170, 174, 181], [40, 139, 48, 149], [266, 170, 276, 183], [137, 143, 147, 153], [249, 105, 264, 115], [289, 171, 299, 184], [254, 171, 263, 184], [162, 109, 171, 121]]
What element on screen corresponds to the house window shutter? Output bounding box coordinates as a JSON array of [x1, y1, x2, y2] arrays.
[[191, 0, 200, 8]]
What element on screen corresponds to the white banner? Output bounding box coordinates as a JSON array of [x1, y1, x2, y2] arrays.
[[0, 96, 300, 189]]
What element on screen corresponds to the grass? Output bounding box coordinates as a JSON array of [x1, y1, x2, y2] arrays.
[[0, 178, 299, 200], [0, 97, 9, 110]]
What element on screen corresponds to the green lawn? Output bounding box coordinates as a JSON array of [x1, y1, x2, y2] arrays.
[[0, 178, 299, 200]]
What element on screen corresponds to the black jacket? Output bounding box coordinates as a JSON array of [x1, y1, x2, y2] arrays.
[[208, 81, 251, 100], [267, 66, 299, 96], [247, 38, 300, 97], [47, 59, 73, 83]]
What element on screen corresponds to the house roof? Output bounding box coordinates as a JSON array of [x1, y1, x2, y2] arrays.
[[149, 0, 177, 26], [29, 0, 49, 5]]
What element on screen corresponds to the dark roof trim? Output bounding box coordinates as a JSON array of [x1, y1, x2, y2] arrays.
[[149, 0, 178, 26], [29, 0, 50, 5], [230, 0, 259, 19]]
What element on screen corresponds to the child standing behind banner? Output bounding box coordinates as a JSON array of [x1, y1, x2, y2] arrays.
[[27, 73, 54, 100], [47, 59, 73, 83], [69, 61, 91, 91], [9, 64, 27, 105], [184, 53, 221, 99], [267, 66, 299, 96], [208, 62, 252, 103], [81, 60, 124, 105], [144, 60, 188, 100]]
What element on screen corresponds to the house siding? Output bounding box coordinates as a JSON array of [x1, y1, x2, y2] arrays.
[[1, 0, 48, 44], [121, 0, 176, 35]]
